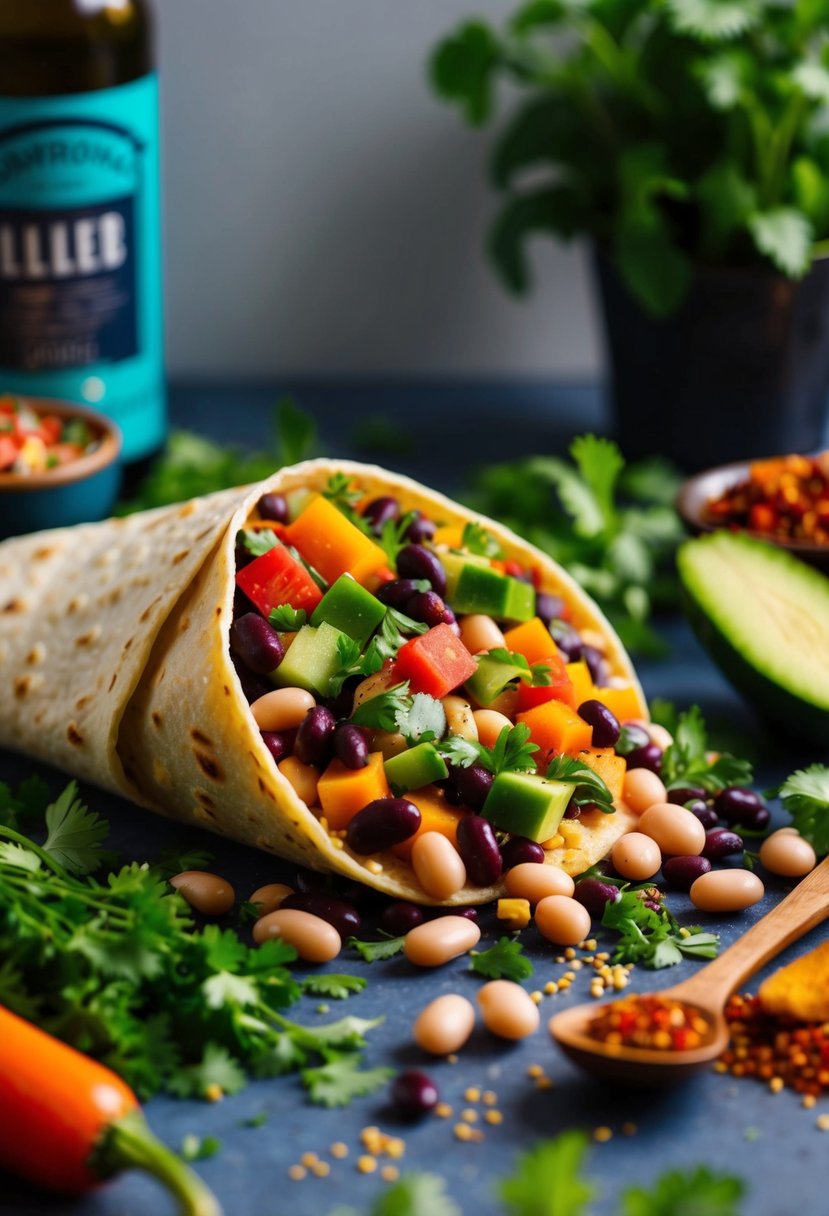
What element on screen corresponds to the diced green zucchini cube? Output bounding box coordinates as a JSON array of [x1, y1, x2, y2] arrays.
[[270, 621, 347, 696], [464, 653, 524, 707], [481, 771, 572, 842], [441, 551, 491, 600], [443, 557, 536, 623], [501, 576, 535, 622], [311, 574, 386, 646], [384, 742, 448, 794]]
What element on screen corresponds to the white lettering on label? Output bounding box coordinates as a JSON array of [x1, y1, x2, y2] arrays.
[[0, 211, 127, 280]]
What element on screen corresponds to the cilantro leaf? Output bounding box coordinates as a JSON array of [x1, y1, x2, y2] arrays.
[[371, 1174, 462, 1216], [378, 512, 421, 566], [462, 520, 503, 558], [268, 604, 308, 631], [602, 890, 720, 970], [545, 756, 615, 814], [237, 528, 281, 557], [621, 1164, 745, 1216], [323, 473, 371, 531], [167, 1043, 247, 1099], [350, 684, 412, 732], [181, 1134, 222, 1162], [775, 764, 829, 856], [470, 937, 534, 982], [300, 974, 367, 1000], [478, 723, 538, 776], [484, 648, 553, 690], [661, 706, 753, 793], [499, 1131, 596, 1216], [396, 693, 446, 744], [437, 735, 482, 768], [43, 782, 109, 874], [301, 1056, 393, 1107], [0, 774, 50, 830], [347, 934, 407, 962]]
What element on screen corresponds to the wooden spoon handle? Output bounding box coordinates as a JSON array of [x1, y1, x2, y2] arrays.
[[665, 854, 829, 1010]]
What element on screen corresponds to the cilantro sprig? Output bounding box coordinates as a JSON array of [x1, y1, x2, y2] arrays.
[[775, 764, 829, 857], [347, 934, 407, 963], [660, 705, 753, 793], [268, 604, 308, 631], [545, 756, 615, 815], [477, 723, 539, 776], [238, 528, 281, 558], [470, 937, 534, 982], [602, 888, 720, 970], [329, 610, 427, 696], [461, 520, 503, 559]]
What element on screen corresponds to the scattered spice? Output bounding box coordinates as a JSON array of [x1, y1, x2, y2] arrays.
[[721, 993, 829, 1097], [588, 994, 710, 1051], [704, 451, 829, 544]]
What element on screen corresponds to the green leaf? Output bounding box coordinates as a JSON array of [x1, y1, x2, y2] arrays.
[[661, 705, 753, 793], [370, 1174, 462, 1216], [181, 1134, 222, 1162], [776, 764, 829, 856], [479, 723, 539, 776], [570, 434, 624, 530], [347, 934, 407, 962], [301, 1056, 394, 1108], [397, 693, 447, 745], [301, 974, 367, 1000], [43, 783, 109, 875], [277, 396, 317, 465], [792, 60, 829, 105], [511, 1, 568, 34], [694, 52, 751, 110], [350, 683, 412, 732], [529, 457, 605, 538], [615, 222, 692, 317], [489, 186, 586, 293], [429, 21, 500, 126], [665, 0, 761, 41], [499, 1132, 597, 1216], [470, 937, 534, 982], [202, 971, 259, 1010], [437, 735, 482, 768], [167, 1043, 248, 1099], [268, 604, 308, 631], [237, 528, 281, 558], [462, 520, 503, 558], [622, 1165, 745, 1216], [748, 209, 813, 278], [545, 755, 615, 813], [491, 96, 572, 189], [791, 156, 829, 231]]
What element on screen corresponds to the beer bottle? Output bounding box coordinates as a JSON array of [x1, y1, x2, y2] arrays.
[[0, 0, 166, 467]]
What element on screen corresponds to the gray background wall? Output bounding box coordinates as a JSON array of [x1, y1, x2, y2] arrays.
[[158, 0, 601, 379]]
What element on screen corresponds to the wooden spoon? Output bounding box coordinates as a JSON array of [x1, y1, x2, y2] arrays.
[[549, 854, 829, 1086]]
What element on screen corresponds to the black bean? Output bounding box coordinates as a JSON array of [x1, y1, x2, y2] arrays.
[[379, 901, 425, 936], [377, 578, 424, 610], [685, 799, 718, 830], [346, 798, 421, 854], [500, 836, 545, 869], [449, 763, 493, 811], [295, 706, 336, 768], [702, 828, 744, 860], [396, 544, 446, 597], [390, 1069, 439, 1119], [535, 593, 566, 627], [281, 892, 361, 939], [573, 877, 621, 918], [577, 699, 621, 748], [406, 590, 448, 628], [334, 723, 369, 770], [662, 855, 712, 892], [257, 492, 289, 523], [714, 787, 768, 828], [230, 612, 285, 675], [404, 512, 436, 544], [363, 496, 400, 535], [456, 815, 503, 887], [260, 728, 296, 763], [625, 742, 663, 774]]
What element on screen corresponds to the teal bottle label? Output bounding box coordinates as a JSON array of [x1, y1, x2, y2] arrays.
[[0, 74, 165, 461]]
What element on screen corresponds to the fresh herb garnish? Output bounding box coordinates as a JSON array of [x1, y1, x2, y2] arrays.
[[436, 735, 482, 768], [268, 604, 308, 631], [347, 934, 407, 962], [621, 1165, 745, 1216], [301, 974, 368, 1000], [775, 764, 829, 857], [661, 705, 753, 793], [377, 511, 420, 566], [322, 473, 372, 533], [499, 1132, 596, 1216], [486, 648, 554, 688], [478, 723, 539, 776], [349, 684, 413, 732], [602, 888, 720, 969], [330, 610, 427, 696], [470, 937, 534, 982], [369, 1174, 462, 1216], [545, 756, 615, 815], [397, 693, 446, 745], [181, 1134, 222, 1162], [40, 781, 113, 874], [301, 1056, 394, 1108], [461, 520, 503, 559], [238, 528, 281, 557]]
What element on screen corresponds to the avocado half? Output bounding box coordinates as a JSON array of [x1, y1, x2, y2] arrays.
[[677, 531, 829, 746]]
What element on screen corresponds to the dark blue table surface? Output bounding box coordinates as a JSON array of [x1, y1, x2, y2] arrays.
[[1, 381, 826, 1216]]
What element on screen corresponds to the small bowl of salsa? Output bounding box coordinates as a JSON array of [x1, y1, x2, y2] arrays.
[[0, 396, 122, 540]]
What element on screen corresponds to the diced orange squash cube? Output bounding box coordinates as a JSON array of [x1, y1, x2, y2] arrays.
[[592, 684, 646, 724], [576, 749, 627, 803], [391, 785, 465, 859], [433, 524, 465, 548], [317, 752, 390, 831], [503, 617, 556, 665], [565, 660, 595, 707], [517, 699, 593, 758], [283, 495, 387, 586]]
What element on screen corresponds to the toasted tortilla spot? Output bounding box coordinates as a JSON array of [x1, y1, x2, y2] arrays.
[[26, 644, 45, 665], [178, 502, 197, 518], [67, 722, 84, 746], [194, 805, 217, 822], [195, 789, 216, 810], [179, 617, 191, 633], [172, 551, 189, 565], [139, 596, 162, 623], [215, 605, 222, 617], [194, 750, 223, 781], [191, 729, 214, 747], [13, 675, 31, 698], [223, 685, 231, 696], [123, 637, 134, 652], [152, 758, 172, 788], [2, 599, 24, 614], [75, 625, 102, 647], [33, 546, 56, 560], [108, 672, 117, 692], [67, 594, 89, 614], [75, 694, 91, 711], [151, 711, 163, 728]]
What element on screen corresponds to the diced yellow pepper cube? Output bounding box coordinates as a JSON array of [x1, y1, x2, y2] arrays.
[[496, 898, 531, 930]]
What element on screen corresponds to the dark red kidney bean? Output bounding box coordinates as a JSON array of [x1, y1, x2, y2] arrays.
[[563, 804, 582, 819], [686, 799, 718, 830], [703, 828, 744, 860], [667, 786, 708, 806], [441, 606, 461, 636], [549, 620, 583, 661], [260, 729, 296, 763], [449, 906, 478, 922], [456, 815, 503, 887], [405, 512, 436, 544], [346, 798, 421, 853], [329, 676, 360, 720], [500, 836, 545, 869], [334, 723, 369, 770], [390, 1069, 439, 1119], [281, 892, 361, 939], [296, 706, 336, 768], [230, 613, 285, 676], [714, 787, 768, 827], [576, 699, 621, 748], [535, 593, 566, 626], [625, 742, 663, 774], [377, 578, 425, 610], [450, 763, 493, 811], [406, 590, 447, 628], [257, 492, 289, 523], [662, 855, 712, 892], [363, 496, 400, 534], [573, 877, 621, 918], [232, 658, 272, 705], [380, 901, 425, 936], [396, 545, 446, 598], [582, 644, 610, 686], [615, 723, 651, 756]]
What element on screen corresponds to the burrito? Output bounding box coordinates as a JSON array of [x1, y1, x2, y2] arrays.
[[0, 459, 649, 904]]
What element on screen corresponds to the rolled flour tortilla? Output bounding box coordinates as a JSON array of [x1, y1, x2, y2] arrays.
[[0, 459, 646, 904]]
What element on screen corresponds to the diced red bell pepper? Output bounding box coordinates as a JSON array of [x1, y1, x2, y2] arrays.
[[236, 543, 323, 617], [394, 623, 477, 699], [515, 653, 575, 712]]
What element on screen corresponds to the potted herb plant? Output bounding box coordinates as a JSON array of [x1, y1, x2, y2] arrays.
[[430, 0, 829, 470]]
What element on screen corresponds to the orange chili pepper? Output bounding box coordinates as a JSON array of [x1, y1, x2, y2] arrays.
[[0, 1005, 221, 1213]]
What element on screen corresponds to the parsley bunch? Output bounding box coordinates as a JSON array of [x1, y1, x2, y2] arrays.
[[602, 888, 720, 970], [657, 704, 754, 793], [0, 781, 388, 1106]]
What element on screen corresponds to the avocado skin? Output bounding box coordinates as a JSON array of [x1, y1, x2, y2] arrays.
[[680, 580, 829, 748]]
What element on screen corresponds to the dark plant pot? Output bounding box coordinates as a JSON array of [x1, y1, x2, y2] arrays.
[[594, 249, 829, 471]]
